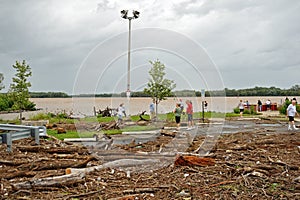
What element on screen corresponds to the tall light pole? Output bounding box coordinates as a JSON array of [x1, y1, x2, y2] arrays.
[[121, 10, 140, 98]]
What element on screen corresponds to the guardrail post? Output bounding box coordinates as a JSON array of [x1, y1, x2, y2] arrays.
[[6, 133, 12, 152], [1, 133, 7, 144], [39, 126, 47, 137], [0, 133, 12, 152], [31, 127, 40, 145]]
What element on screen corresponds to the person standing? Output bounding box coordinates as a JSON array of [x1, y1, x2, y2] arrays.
[[204, 101, 208, 110], [174, 103, 182, 130], [149, 100, 155, 120], [179, 99, 185, 114], [186, 100, 194, 129], [245, 100, 250, 110], [266, 99, 271, 111], [285, 97, 289, 102], [287, 99, 299, 130], [117, 103, 125, 125], [238, 100, 244, 118], [257, 99, 262, 112]]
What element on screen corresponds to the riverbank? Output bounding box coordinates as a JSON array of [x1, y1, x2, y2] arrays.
[[0, 96, 296, 121]]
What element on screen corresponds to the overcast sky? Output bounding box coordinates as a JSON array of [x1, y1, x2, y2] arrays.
[[0, 0, 299, 94]]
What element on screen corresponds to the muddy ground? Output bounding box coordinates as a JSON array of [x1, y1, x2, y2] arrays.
[[0, 118, 300, 200]]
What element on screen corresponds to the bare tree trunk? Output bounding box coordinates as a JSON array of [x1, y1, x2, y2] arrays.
[[19, 109, 22, 124], [155, 99, 158, 121]]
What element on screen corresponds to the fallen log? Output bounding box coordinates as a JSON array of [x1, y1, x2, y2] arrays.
[[53, 153, 82, 159], [66, 158, 160, 175], [174, 155, 215, 167], [0, 159, 27, 166], [17, 156, 96, 171], [136, 121, 148, 126], [17, 146, 89, 154], [100, 121, 119, 130], [12, 159, 160, 190], [160, 129, 176, 137], [12, 171, 86, 190], [0, 170, 37, 180]]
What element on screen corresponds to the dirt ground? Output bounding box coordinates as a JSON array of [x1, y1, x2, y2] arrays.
[[0, 118, 300, 200]]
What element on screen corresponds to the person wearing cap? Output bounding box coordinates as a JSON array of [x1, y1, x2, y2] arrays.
[[286, 99, 299, 130]]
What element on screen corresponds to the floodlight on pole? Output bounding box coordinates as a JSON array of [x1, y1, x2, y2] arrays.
[[120, 10, 140, 98]]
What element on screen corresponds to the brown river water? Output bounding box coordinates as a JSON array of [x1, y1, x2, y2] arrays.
[[1, 96, 298, 120]]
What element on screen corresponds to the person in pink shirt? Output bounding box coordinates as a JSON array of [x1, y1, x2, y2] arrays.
[[186, 100, 194, 130]]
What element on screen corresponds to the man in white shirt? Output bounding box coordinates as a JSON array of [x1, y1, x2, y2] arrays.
[[266, 99, 271, 111], [117, 103, 125, 124], [286, 100, 299, 130]]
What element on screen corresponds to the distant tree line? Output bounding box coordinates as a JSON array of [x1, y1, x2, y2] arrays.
[[29, 85, 300, 98], [223, 85, 300, 97], [30, 92, 69, 98]]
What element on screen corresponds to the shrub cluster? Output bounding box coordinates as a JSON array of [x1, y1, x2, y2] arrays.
[[278, 100, 300, 115]]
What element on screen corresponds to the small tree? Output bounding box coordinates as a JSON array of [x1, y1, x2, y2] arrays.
[[0, 73, 4, 91], [9, 60, 34, 122], [144, 60, 176, 119]]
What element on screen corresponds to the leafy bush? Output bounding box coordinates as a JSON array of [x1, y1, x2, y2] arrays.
[[166, 112, 175, 122], [0, 94, 14, 111], [57, 112, 69, 119], [250, 105, 257, 115], [25, 101, 36, 111], [233, 108, 240, 114], [0, 93, 36, 112], [279, 100, 300, 115], [233, 106, 257, 115]]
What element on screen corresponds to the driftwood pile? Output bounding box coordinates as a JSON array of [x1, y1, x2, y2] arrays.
[[46, 121, 120, 134], [96, 107, 114, 117], [0, 120, 300, 199]]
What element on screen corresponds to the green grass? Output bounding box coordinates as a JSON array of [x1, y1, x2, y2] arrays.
[[46, 123, 159, 140], [29, 111, 259, 125], [130, 115, 151, 121], [0, 117, 21, 125], [97, 116, 115, 123], [29, 112, 77, 124], [47, 129, 96, 140], [104, 129, 123, 135], [121, 125, 158, 132]]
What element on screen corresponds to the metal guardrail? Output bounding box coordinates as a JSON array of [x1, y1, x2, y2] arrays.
[[0, 124, 47, 152]]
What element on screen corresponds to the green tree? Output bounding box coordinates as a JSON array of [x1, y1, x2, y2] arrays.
[[0, 73, 4, 91], [9, 60, 35, 122], [144, 60, 176, 119]]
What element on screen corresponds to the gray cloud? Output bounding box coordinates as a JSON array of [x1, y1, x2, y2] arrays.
[[0, 0, 299, 94]]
